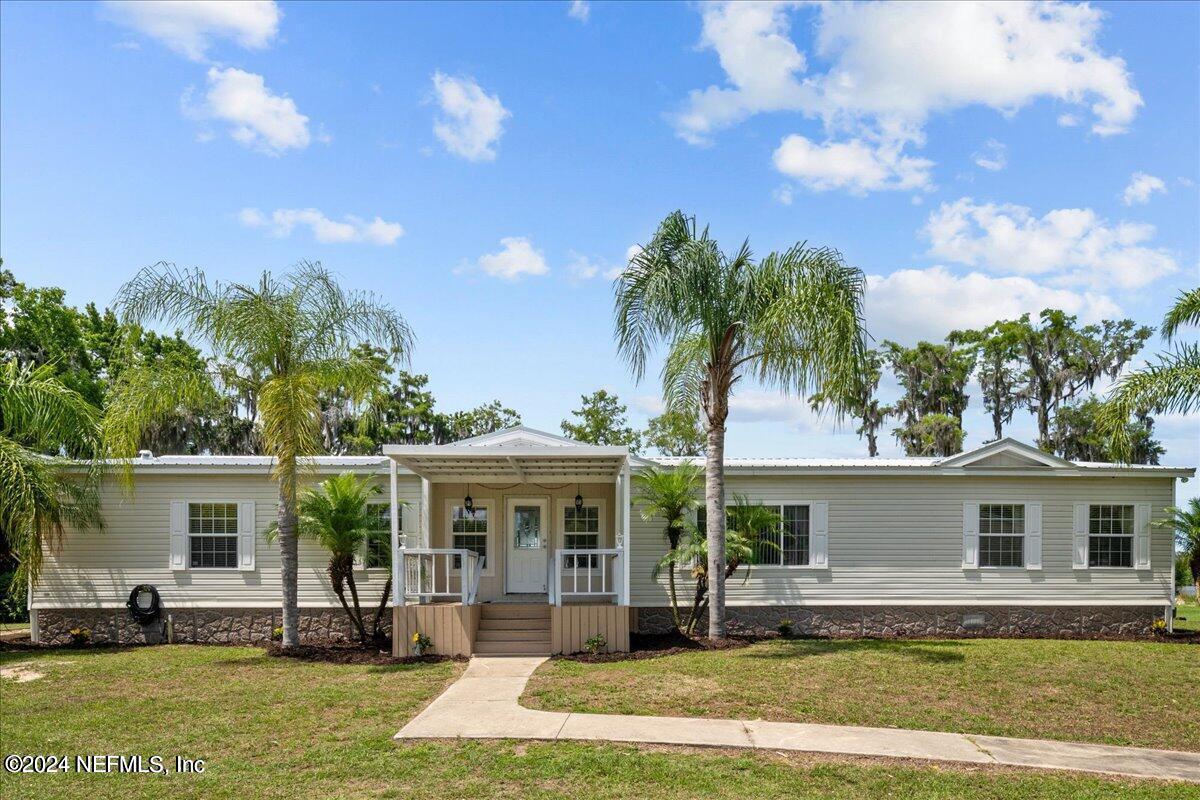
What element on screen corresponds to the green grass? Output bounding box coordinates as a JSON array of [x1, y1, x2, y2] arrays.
[[0, 622, 30, 631], [2, 645, 1191, 799], [525, 637, 1200, 752], [1175, 596, 1199, 632]]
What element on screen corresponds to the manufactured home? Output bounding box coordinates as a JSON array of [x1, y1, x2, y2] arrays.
[[31, 427, 1193, 655]]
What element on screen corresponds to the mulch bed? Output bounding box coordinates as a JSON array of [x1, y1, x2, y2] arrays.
[[263, 640, 465, 665]]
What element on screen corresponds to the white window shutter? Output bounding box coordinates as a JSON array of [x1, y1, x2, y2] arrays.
[[1072, 503, 1089, 569], [1024, 502, 1042, 570], [169, 501, 187, 571], [962, 502, 979, 569], [1134, 502, 1151, 569], [811, 501, 829, 568], [238, 500, 256, 572]]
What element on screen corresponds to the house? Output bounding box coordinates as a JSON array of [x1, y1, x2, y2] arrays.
[[30, 426, 1193, 654]]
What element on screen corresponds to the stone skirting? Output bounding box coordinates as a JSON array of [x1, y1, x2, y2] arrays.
[[34, 607, 391, 646], [635, 605, 1161, 638]]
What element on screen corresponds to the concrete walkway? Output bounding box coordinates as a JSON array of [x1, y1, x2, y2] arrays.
[[397, 656, 1200, 783]]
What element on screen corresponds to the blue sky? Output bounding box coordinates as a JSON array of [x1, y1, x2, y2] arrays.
[[2, 1, 1197, 490]]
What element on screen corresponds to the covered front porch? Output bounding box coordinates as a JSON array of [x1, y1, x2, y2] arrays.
[[382, 427, 635, 657]]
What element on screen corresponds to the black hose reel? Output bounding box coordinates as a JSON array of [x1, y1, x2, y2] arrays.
[[126, 584, 162, 624]]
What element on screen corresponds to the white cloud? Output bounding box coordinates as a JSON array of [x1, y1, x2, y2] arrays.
[[568, 1, 590, 22], [728, 389, 833, 434], [772, 184, 794, 205], [923, 198, 1178, 290], [773, 135, 934, 194], [1122, 172, 1167, 206], [864, 266, 1120, 343], [674, 2, 1141, 193], [477, 237, 548, 280], [103, 0, 280, 61], [1057, 112, 1080, 127], [972, 139, 1007, 171], [240, 207, 404, 245], [431, 73, 510, 162], [566, 252, 625, 281], [186, 67, 310, 155]]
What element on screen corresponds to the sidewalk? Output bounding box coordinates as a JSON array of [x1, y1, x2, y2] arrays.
[[396, 656, 1200, 783]]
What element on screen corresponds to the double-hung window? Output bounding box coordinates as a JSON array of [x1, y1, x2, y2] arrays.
[[1088, 504, 1134, 568], [563, 503, 600, 569], [978, 504, 1025, 567], [362, 503, 392, 570], [755, 505, 811, 566], [698, 503, 815, 567], [189, 502, 239, 569], [450, 504, 489, 571]]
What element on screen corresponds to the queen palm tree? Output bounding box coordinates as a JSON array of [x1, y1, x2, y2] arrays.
[[639, 463, 702, 631], [104, 262, 412, 648], [0, 361, 104, 595], [270, 472, 399, 643], [615, 211, 867, 638], [1100, 286, 1199, 460]]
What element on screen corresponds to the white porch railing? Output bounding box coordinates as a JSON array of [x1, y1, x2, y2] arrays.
[[551, 548, 623, 606], [398, 548, 482, 605]]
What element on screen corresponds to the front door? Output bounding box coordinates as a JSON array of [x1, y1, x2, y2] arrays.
[[506, 497, 548, 593]]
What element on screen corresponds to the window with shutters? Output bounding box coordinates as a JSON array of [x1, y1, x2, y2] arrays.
[[362, 503, 393, 570], [1088, 504, 1135, 568], [188, 502, 239, 569], [978, 504, 1025, 568], [697, 503, 812, 567]]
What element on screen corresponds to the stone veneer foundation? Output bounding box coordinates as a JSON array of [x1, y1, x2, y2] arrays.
[[36, 604, 1162, 645], [635, 605, 1162, 638], [34, 607, 390, 646]]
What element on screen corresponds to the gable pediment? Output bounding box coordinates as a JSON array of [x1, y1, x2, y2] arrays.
[[939, 438, 1072, 469]]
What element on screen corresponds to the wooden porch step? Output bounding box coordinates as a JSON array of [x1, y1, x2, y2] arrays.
[[476, 628, 551, 643], [478, 616, 550, 631], [473, 639, 552, 656], [480, 604, 551, 620]]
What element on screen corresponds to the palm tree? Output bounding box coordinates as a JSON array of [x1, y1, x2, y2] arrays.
[[1100, 286, 1199, 460], [615, 211, 867, 638], [0, 361, 104, 595], [1157, 498, 1200, 598], [270, 472, 398, 643], [656, 495, 778, 635], [639, 463, 702, 631], [104, 262, 412, 648]]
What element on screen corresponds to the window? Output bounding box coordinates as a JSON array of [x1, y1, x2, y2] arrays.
[[363, 503, 392, 569], [451, 504, 488, 570], [563, 504, 600, 568], [978, 504, 1025, 567], [698, 504, 811, 567], [1089, 504, 1134, 568], [189, 502, 239, 569]]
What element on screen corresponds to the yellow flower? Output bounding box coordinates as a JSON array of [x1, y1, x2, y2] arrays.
[[412, 632, 420, 642]]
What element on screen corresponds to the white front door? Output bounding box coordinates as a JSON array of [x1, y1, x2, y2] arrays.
[[506, 497, 548, 593]]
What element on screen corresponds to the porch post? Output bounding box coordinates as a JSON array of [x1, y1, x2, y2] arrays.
[[621, 458, 632, 606], [390, 458, 402, 607], [420, 477, 432, 547]]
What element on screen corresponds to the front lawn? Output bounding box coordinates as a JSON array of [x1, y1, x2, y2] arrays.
[[524, 637, 1200, 752], [1175, 596, 1200, 632], [1, 645, 1191, 799]]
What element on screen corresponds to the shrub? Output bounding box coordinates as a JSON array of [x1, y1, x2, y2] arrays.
[[584, 634, 607, 655], [68, 627, 91, 646], [411, 631, 432, 656], [777, 619, 794, 637]]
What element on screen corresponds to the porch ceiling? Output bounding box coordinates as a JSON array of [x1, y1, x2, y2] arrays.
[[383, 445, 628, 483]]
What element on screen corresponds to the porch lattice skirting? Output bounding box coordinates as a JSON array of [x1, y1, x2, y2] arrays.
[[634, 605, 1161, 638]]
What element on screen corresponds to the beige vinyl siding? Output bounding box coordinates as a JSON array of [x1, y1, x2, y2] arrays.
[[628, 474, 1176, 607], [32, 471, 422, 610]]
